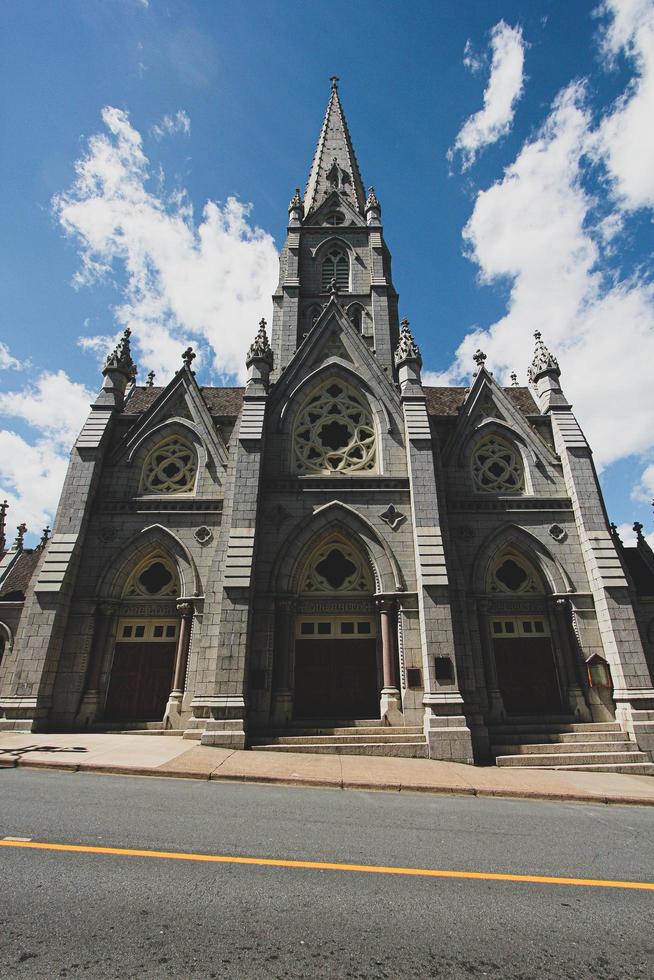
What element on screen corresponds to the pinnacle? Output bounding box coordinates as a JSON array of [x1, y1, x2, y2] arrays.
[[304, 79, 366, 216]]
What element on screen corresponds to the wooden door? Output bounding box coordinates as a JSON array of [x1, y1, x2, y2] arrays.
[[493, 636, 563, 716], [105, 642, 176, 722], [294, 638, 378, 719]]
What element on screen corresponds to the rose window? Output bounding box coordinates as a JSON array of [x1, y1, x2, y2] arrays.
[[472, 436, 523, 493], [141, 436, 197, 494], [293, 381, 376, 474]]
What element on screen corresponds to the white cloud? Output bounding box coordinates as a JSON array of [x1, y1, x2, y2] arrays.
[[0, 343, 22, 371], [53, 106, 278, 381], [593, 0, 654, 212], [616, 521, 654, 548], [0, 371, 92, 534], [435, 0, 654, 479], [450, 21, 526, 170], [0, 371, 92, 449], [632, 462, 654, 502], [151, 110, 191, 141]]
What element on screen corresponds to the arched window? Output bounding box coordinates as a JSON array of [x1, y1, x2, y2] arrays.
[[299, 536, 373, 594], [141, 435, 197, 495], [321, 248, 349, 292], [487, 551, 544, 595], [472, 435, 524, 493], [122, 552, 180, 598], [293, 379, 376, 474], [347, 304, 364, 333]]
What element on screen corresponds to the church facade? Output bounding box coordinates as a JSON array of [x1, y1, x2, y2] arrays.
[[1, 80, 654, 770]]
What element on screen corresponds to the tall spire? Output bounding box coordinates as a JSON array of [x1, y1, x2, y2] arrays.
[[304, 77, 366, 216]]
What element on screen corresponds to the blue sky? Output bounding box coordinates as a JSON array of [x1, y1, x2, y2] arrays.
[[1, 0, 653, 546]]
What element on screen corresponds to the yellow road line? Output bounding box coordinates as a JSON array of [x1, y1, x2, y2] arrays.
[[1, 838, 652, 891]]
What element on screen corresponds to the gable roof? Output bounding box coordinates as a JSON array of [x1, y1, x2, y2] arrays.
[[424, 386, 538, 417], [125, 386, 245, 418]]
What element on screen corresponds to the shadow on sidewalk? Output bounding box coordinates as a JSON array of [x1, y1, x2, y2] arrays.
[[0, 744, 88, 761]]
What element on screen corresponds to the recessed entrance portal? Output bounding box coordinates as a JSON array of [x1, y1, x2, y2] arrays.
[[293, 617, 379, 719], [105, 619, 178, 722], [491, 617, 563, 716]]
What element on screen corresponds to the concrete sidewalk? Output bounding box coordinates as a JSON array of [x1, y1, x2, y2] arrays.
[[1, 731, 654, 806]]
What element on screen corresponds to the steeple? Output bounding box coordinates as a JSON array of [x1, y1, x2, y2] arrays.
[[304, 77, 366, 216]]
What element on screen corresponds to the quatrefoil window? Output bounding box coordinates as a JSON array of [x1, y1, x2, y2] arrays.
[[141, 436, 197, 494], [293, 380, 376, 474], [472, 435, 524, 493], [123, 552, 179, 598], [300, 537, 373, 594]]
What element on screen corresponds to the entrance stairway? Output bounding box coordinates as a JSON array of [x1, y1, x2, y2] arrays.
[[490, 720, 654, 774], [250, 721, 428, 758]]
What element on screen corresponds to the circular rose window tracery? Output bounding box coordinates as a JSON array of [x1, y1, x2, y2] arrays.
[[293, 380, 376, 474], [141, 436, 197, 494], [472, 435, 524, 493]]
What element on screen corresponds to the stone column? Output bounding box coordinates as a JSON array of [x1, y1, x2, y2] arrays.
[[164, 601, 194, 728], [549, 597, 591, 721], [271, 596, 294, 727], [76, 602, 116, 726], [377, 597, 402, 725], [476, 599, 505, 723]]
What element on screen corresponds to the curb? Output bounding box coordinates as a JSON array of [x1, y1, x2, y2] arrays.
[[4, 756, 654, 807]]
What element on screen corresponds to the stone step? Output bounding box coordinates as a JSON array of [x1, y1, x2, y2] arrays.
[[251, 742, 429, 758], [251, 732, 424, 746], [492, 740, 636, 757], [93, 721, 164, 732], [490, 722, 621, 736], [528, 762, 654, 775], [255, 726, 424, 738], [489, 730, 626, 746], [496, 750, 649, 768], [288, 718, 382, 729]]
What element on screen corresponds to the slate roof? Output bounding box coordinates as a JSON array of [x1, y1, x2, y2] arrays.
[[125, 386, 245, 418], [0, 549, 42, 600], [123, 385, 538, 420], [424, 386, 538, 417]]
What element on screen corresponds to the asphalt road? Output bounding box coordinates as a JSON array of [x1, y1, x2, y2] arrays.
[[1, 769, 653, 979]]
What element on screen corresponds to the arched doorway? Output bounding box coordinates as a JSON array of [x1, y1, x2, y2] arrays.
[[484, 551, 563, 716], [104, 551, 180, 722], [292, 534, 380, 720]]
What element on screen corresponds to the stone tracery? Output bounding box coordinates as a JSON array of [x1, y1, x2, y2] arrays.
[[293, 380, 376, 474]]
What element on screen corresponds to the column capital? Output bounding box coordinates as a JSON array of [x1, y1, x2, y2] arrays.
[[176, 600, 194, 618], [96, 601, 116, 618], [375, 595, 397, 613]]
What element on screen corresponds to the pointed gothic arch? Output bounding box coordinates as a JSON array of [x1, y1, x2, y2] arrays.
[[269, 501, 403, 596], [471, 524, 573, 596], [96, 524, 201, 600]]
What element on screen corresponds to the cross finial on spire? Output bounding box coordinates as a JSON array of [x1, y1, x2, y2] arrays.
[[181, 347, 196, 370], [634, 521, 644, 543], [146, 370, 155, 387], [330, 75, 339, 91], [473, 349, 487, 368], [510, 371, 519, 386], [39, 526, 51, 550]]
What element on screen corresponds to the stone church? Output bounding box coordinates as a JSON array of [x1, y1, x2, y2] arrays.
[[1, 79, 654, 771]]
